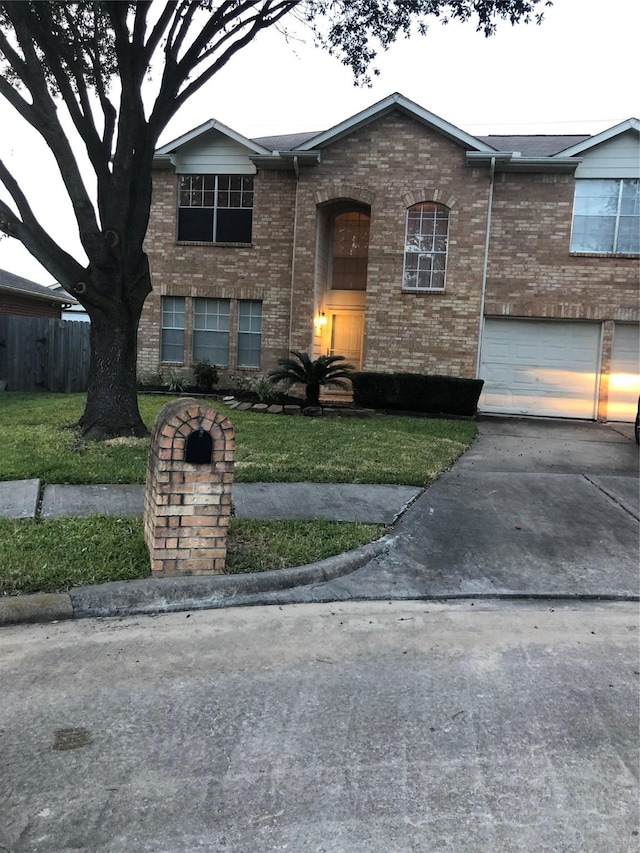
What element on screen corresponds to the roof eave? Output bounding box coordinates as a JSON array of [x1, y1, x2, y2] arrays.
[[0, 283, 75, 305], [155, 118, 272, 159], [466, 152, 582, 173], [557, 118, 640, 156], [250, 151, 321, 170]]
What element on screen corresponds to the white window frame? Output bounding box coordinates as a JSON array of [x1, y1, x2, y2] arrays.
[[402, 202, 449, 291], [192, 297, 230, 366], [570, 179, 640, 255], [160, 296, 185, 363], [237, 300, 262, 368]]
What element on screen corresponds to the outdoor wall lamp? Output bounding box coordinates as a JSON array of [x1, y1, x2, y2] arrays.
[[314, 312, 327, 329]]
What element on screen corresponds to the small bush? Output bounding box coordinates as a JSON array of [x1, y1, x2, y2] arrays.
[[167, 369, 190, 392], [191, 359, 218, 391], [252, 375, 277, 403], [352, 372, 483, 417], [229, 372, 253, 395]]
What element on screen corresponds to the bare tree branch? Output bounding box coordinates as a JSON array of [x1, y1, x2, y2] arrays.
[[0, 160, 85, 286]]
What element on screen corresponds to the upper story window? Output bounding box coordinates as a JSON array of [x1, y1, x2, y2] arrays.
[[570, 179, 639, 255], [403, 202, 449, 291], [331, 211, 370, 290], [178, 174, 253, 243]]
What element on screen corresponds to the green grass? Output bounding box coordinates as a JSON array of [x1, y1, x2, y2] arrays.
[[0, 391, 475, 594], [0, 393, 476, 486], [0, 516, 383, 595]]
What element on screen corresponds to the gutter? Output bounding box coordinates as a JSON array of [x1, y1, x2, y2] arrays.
[[289, 156, 300, 352], [466, 151, 581, 173], [475, 156, 497, 379]]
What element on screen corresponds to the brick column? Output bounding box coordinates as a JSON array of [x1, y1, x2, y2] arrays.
[[144, 398, 235, 577]]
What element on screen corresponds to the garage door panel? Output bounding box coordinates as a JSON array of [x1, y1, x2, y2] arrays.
[[608, 324, 640, 422], [480, 320, 600, 419]]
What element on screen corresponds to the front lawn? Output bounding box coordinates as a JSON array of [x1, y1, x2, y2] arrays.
[[0, 516, 382, 596], [0, 392, 476, 594], [0, 393, 476, 486]]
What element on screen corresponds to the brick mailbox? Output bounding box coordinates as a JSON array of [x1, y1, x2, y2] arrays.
[[144, 398, 235, 577]]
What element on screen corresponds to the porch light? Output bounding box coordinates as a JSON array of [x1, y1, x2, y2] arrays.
[[314, 312, 327, 329]]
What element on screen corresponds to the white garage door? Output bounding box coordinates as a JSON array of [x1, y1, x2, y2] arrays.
[[608, 324, 640, 422], [479, 319, 601, 419]]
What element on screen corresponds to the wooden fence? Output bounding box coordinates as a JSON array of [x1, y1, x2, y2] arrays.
[[0, 315, 91, 392]]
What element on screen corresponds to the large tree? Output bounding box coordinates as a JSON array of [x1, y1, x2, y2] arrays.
[[0, 0, 549, 437]]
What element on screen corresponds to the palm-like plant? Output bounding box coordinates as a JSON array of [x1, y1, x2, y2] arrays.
[[268, 350, 356, 407]]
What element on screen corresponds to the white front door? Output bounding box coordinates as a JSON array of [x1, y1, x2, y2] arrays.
[[330, 313, 364, 370], [479, 319, 601, 419]]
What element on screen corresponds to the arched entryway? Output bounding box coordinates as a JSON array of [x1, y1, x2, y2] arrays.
[[314, 201, 371, 371]]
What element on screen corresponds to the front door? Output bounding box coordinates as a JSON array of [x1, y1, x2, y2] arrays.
[[330, 313, 364, 370]]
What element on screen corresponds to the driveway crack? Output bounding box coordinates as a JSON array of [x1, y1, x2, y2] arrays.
[[581, 474, 640, 522]]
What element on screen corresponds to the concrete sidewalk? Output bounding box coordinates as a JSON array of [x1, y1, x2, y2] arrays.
[[0, 480, 421, 524], [0, 481, 421, 625]]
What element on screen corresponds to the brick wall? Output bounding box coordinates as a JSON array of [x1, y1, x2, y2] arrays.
[[0, 293, 62, 319], [144, 398, 235, 577], [289, 113, 490, 378], [139, 111, 638, 393], [485, 172, 639, 322], [139, 167, 297, 382]]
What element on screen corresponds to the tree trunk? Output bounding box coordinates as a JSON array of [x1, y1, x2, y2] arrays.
[[305, 381, 321, 407], [79, 296, 148, 440]]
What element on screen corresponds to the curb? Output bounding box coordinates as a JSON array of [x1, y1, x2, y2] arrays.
[[0, 536, 392, 626], [0, 592, 73, 626]]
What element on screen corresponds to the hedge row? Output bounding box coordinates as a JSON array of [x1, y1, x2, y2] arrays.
[[352, 372, 484, 417]]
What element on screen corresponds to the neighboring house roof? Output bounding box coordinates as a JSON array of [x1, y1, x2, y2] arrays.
[[0, 269, 75, 306], [253, 131, 322, 151]]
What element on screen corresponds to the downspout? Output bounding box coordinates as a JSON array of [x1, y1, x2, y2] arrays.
[[475, 156, 496, 378], [288, 155, 300, 352]]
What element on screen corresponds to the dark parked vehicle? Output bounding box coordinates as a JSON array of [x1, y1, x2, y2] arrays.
[[635, 397, 640, 445]]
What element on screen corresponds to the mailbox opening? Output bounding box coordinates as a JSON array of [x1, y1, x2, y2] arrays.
[[185, 429, 213, 464]]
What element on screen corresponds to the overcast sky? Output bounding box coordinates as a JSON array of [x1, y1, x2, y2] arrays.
[[0, 0, 638, 285]]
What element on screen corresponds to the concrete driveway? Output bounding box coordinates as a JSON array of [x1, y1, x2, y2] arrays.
[[269, 418, 639, 604]]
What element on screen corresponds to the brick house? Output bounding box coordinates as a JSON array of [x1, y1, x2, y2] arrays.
[[0, 269, 75, 319], [139, 93, 639, 422]]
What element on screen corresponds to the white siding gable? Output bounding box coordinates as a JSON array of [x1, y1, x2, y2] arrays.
[[172, 130, 256, 175], [574, 130, 640, 179]]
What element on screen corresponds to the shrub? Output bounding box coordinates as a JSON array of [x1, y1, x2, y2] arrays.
[[268, 350, 355, 407], [352, 372, 483, 416], [191, 359, 218, 391], [167, 370, 190, 393], [229, 372, 253, 395], [251, 375, 277, 403]]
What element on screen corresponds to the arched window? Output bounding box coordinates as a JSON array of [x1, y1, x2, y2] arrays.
[[403, 202, 449, 291], [331, 210, 370, 290]]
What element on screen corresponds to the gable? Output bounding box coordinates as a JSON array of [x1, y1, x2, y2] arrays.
[[296, 93, 495, 154], [170, 130, 256, 176], [573, 130, 640, 179]]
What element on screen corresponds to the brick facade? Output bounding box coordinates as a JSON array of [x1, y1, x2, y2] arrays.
[[139, 97, 639, 420], [485, 172, 639, 322]]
